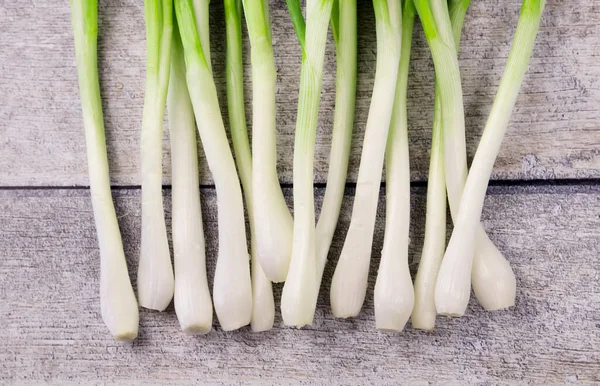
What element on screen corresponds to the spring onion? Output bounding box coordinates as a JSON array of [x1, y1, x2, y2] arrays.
[[283, 0, 358, 325], [70, 0, 139, 341], [175, 0, 252, 331], [432, 0, 516, 313], [315, 0, 357, 301], [413, 0, 467, 316], [330, 0, 402, 318], [412, 0, 465, 330], [375, 0, 415, 332], [412, 0, 518, 325], [411, 91, 446, 329], [461, 0, 513, 312], [281, 0, 335, 327], [168, 19, 212, 334], [413, 0, 486, 317], [138, 0, 175, 312], [227, 0, 275, 332], [242, 0, 294, 283], [431, 0, 517, 315], [192, 0, 213, 70], [436, 0, 545, 315]]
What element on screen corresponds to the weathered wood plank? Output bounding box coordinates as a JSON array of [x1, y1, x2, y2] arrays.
[[1, 185, 599, 383], [1, 0, 598, 187]]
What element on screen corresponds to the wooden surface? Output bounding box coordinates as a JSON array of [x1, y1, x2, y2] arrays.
[[1, 0, 600, 384], [1, 0, 599, 186], [1, 186, 599, 384]]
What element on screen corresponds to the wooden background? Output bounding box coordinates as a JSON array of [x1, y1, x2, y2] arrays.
[[1, 0, 599, 384]]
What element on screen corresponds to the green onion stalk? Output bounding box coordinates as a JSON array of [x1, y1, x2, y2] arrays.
[[446, 0, 518, 313], [242, 0, 294, 284], [192, 0, 213, 69], [175, 0, 252, 331], [330, 0, 402, 319], [70, 0, 139, 341], [315, 0, 357, 305], [280, 0, 336, 327], [412, 0, 468, 330], [413, 0, 518, 327], [138, 0, 175, 312], [429, 0, 518, 315], [436, 0, 545, 315], [414, 0, 482, 316], [283, 0, 358, 323], [375, 0, 415, 332], [411, 83, 447, 329], [168, 18, 212, 334], [227, 0, 275, 332]]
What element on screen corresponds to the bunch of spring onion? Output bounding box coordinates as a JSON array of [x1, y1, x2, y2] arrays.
[[327, 0, 544, 328], [70, 0, 139, 341], [425, 0, 545, 317], [409, 0, 545, 322], [72, 0, 546, 338]]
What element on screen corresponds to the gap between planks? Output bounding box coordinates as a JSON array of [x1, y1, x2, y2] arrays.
[[1, 177, 600, 191]]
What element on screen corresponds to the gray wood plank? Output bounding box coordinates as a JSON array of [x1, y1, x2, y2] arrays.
[[1, 0, 598, 187], [1, 185, 599, 383]]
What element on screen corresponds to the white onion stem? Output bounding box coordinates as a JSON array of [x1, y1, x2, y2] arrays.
[[281, 0, 335, 327], [440, 0, 545, 314], [176, 0, 252, 331], [138, 0, 175, 312], [411, 90, 446, 330], [229, 0, 275, 332], [168, 21, 212, 335], [70, 0, 139, 340], [375, 0, 415, 332], [244, 0, 294, 283], [447, 0, 517, 312], [330, 0, 402, 318], [314, 0, 357, 300]]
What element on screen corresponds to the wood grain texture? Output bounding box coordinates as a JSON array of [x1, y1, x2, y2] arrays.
[[1, 0, 598, 187], [1, 185, 599, 384]]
